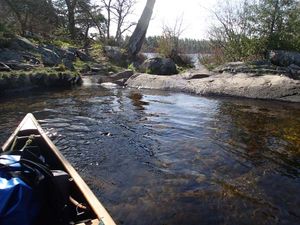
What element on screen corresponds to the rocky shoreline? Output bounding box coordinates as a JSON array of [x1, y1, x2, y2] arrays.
[[125, 68, 300, 103], [2, 36, 300, 103], [0, 36, 95, 94], [0, 71, 82, 94]]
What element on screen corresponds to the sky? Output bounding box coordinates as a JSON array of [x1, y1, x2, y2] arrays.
[[128, 0, 218, 40], [93, 0, 220, 40]]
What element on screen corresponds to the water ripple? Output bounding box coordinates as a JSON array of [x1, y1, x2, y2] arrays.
[[0, 88, 299, 225]]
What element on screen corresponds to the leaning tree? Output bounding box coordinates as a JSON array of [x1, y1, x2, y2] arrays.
[[127, 0, 156, 56]]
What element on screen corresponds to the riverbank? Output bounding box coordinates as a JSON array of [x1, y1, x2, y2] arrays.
[[126, 68, 300, 103], [0, 36, 122, 94], [2, 36, 300, 103], [0, 69, 82, 94]]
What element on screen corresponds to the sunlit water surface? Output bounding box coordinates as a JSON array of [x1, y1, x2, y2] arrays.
[[0, 86, 299, 225]]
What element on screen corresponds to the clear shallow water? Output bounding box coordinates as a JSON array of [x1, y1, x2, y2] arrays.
[[0, 86, 299, 225]]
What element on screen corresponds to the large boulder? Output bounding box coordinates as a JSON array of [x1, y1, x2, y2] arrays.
[[288, 64, 300, 80], [0, 49, 23, 62], [213, 61, 288, 75], [141, 57, 178, 75], [30, 72, 82, 87], [42, 44, 65, 58], [98, 70, 134, 84], [38, 47, 61, 67], [111, 70, 134, 80], [23, 53, 40, 65], [45, 46, 76, 61], [64, 50, 76, 61], [62, 58, 75, 71], [11, 36, 36, 51], [5, 61, 36, 70], [103, 46, 123, 62], [76, 50, 93, 62], [269, 50, 300, 67]]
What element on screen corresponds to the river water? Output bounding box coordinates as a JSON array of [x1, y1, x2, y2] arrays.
[[0, 85, 299, 225]]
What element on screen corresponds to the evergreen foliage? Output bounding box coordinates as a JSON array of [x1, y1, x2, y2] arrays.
[[209, 0, 300, 62], [142, 36, 211, 54]]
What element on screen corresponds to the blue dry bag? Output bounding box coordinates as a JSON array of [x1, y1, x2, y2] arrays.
[[0, 155, 39, 225]]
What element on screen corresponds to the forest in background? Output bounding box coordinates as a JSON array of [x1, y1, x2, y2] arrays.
[[0, 0, 300, 65], [206, 0, 300, 66], [142, 36, 211, 54], [0, 0, 211, 56]]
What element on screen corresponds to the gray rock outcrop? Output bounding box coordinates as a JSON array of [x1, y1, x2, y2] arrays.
[[98, 70, 134, 86], [0, 37, 94, 70], [0, 49, 23, 62], [38, 47, 62, 67], [62, 58, 75, 71], [269, 50, 300, 67], [126, 70, 300, 102], [104, 46, 123, 62], [141, 57, 178, 75], [76, 50, 93, 62], [111, 70, 134, 80], [13, 36, 37, 51], [5, 61, 36, 70], [0, 62, 11, 71]]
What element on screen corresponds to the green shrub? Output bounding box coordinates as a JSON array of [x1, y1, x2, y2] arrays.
[[127, 63, 136, 71], [51, 39, 75, 48], [90, 42, 104, 60], [199, 53, 225, 71], [55, 64, 67, 72]]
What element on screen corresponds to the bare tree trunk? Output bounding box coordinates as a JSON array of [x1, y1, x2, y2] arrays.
[[84, 24, 90, 46], [100, 0, 113, 40], [127, 0, 156, 56], [107, 0, 112, 39], [65, 0, 78, 40]]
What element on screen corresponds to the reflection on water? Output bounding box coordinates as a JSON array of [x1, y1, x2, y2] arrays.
[[0, 86, 299, 225]]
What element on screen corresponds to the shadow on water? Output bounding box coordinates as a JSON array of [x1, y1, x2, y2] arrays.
[[0, 86, 299, 225]]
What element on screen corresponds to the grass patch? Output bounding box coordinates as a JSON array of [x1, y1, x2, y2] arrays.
[[127, 63, 137, 72], [51, 39, 78, 49], [0, 68, 78, 79], [199, 54, 225, 71], [89, 42, 105, 60], [108, 64, 123, 73], [74, 59, 89, 69]]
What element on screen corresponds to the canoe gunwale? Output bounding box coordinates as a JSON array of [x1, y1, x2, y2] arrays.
[[1, 113, 116, 225]]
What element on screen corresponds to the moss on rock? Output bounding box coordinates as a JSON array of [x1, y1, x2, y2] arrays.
[[0, 69, 82, 93]]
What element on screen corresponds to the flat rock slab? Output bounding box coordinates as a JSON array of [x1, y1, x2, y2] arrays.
[[126, 71, 300, 103]]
